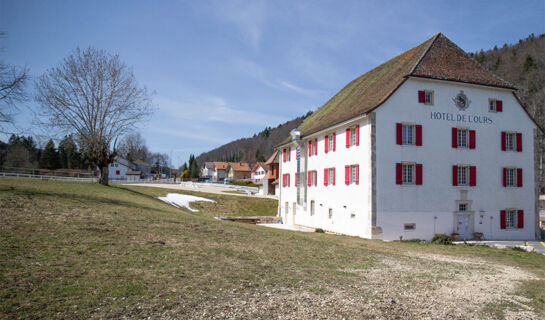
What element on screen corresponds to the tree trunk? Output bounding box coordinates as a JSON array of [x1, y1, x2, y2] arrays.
[[99, 165, 109, 186]]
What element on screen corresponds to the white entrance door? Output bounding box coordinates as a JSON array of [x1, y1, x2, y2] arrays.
[[457, 215, 471, 240]]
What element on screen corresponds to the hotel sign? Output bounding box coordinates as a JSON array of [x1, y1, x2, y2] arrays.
[[430, 112, 493, 125]]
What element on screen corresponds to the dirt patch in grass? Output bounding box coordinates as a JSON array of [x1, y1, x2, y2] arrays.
[[1, 178, 544, 319]]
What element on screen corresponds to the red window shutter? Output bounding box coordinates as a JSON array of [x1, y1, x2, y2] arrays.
[[496, 100, 502, 112], [396, 163, 402, 185], [333, 133, 336, 151], [356, 125, 360, 146], [314, 139, 318, 155], [282, 174, 285, 187], [346, 128, 350, 148], [355, 164, 359, 185], [314, 171, 317, 186], [415, 164, 422, 185], [452, 128, 458, 148], [517, 210, 524, 228], [503, 168, 507, 187], [332, 168, 335, 185], [324, 168, 328, 186], [116, 170, 120, 175], [283, 149, 286, 162], [325, 135, 328, 153], [288, 148, 291, 161], [416, 125, 422, 146], [501, 132, 506, 151], [307, 171, 311, 187], [308, 141, 312, 157], [469, 130, 476, 149], [345, 165, 350, 185], [469, 166, 476, 186], [396, 123, 402, 145], [517, 168, 523, 187], [418, 90, 425, 103], [500, 210, 506, 229], [452, 165, 458, 186], [516, 133, 522, 152]]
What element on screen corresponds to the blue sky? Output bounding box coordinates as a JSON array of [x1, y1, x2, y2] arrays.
[[1, 0, 544, 166]]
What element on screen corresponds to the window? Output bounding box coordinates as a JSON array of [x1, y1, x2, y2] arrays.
[[418, 90, 433, 105], [506, 168, 516, 187], [458, 166, 468, 186], [458, 203, 467, 212], [404, 223, 416, 231], [328, 208, 333, 219], [505, 132, 515, 151], [307, 170, 317, 186], [505, 209, 516, 229], [457, 129, 468, 148], [349, 165, 358, 184], [285, 202, 289, 215], [424, 91, 434, 105], [328, 134, 334, 152], [402, 125, 414, 145], [324, 167, 335, 186], [489, 99, 497, 112], [346, 126, 359, 148], [310, 200, 315, 216], [403, 163, 414, 184]]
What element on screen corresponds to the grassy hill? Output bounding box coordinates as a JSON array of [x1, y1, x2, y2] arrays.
[[1, 178, 544, 319]]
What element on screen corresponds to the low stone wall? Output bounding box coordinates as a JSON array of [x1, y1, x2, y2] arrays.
[[216, 216, 282, 225]]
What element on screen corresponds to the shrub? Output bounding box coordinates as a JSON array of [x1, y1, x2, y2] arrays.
[[431, 234, 452, 245], [315, 228, 325, 233]]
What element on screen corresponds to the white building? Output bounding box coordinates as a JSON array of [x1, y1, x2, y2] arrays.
[[277, 33, 541, 241], [251, 162, 267, 183], [108, 157, 134, 180]]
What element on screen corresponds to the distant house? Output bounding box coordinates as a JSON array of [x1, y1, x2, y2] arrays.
[[126, 170, 142, 182], [258, 151, 279, 196], [251, 162, 267, 183], [227, 162, 251, 181], [133, 160, 151, 178], [201, 162, 214, 180], [109, 157, 134, 180], [213, 162, 229, 181]]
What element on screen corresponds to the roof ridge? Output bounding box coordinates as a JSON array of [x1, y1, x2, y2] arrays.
[[408, 32, 442, 75]]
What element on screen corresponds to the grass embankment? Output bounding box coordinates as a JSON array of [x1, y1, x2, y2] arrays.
[[1, 178, 544, 319]]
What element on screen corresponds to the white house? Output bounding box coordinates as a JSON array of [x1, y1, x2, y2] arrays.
[[277, 33, 541, 241], [108, 157, 134, 180], [251, 162, 267, 183], [201, 162, 214, 180]]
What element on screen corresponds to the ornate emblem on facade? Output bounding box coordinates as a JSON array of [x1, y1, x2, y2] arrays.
[[453, 90, 470, 110]]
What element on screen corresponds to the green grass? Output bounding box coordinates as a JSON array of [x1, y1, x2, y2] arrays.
[[1, 178, 544, 319]]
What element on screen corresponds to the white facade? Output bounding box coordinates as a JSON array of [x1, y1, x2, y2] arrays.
[[251, 164, 267, 183], [278, 78, 538, 241], [108, 157, 133, 180]]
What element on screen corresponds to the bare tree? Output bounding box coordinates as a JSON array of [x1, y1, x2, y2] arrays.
[[34, 47, 153, 185], [1, 32, 29, 132], [118, 132, 149, 163]]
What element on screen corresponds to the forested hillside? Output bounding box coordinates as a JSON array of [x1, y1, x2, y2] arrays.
[[196, 112, 311, 164]]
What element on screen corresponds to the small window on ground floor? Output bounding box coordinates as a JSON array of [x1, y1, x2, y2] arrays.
[[404, 223, 416, 231]]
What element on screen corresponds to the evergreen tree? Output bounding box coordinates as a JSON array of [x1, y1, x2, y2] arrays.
[[39, 139, 60, 170], [58, 135, 79, 169]]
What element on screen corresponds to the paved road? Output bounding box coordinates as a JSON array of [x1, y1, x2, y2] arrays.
[[528, 241, 545, 254]]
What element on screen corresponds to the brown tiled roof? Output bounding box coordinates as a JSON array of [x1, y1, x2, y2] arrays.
[[411, 34, 513, 89], [213, 162, 228, 170], [264, 150, 279, 165], [251, 162, 266, 173], [228, 162, 251, 172], [283, 33, 517, 141]]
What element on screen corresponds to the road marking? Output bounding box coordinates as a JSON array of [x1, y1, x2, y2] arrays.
[[541, 241, 545, 248]]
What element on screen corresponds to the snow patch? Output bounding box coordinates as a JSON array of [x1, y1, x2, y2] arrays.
[[157, 193, 215, 212]]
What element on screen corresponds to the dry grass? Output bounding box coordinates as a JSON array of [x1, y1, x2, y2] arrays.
[[1, 178, 544, 319]]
